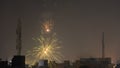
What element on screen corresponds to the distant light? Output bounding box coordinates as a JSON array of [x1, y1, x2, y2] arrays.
[[9, 60, 12, 63], [113, 65, 116, 68], [46, 28, 50, 32]]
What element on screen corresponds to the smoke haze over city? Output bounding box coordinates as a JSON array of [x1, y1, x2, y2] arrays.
[[0, 0, 120, 63]]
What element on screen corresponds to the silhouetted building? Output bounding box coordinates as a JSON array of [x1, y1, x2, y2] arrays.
[[56, 63, 64, 68], [12, 55, 25, 68], [79, 58, 113, 68], [49, 61, 57, 68], [53, 60, 71, 68], [64, 60, 71, 68], [33, 60, 48, 68], [72, 60, 81, 68], [0, 60, 8, 68], [116, 64, 120, 68]]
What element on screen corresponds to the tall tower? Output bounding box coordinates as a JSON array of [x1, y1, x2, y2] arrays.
[[102, 32, 105, 58], [16, 18, 22, 55]]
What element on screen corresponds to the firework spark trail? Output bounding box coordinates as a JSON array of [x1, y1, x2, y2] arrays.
[[26, 19, 63, 65], [42, 19, 54, 33]]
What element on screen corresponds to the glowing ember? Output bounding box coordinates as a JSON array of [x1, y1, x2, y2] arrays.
[[42, 19, 53, 33], [46, 28, 50, 32]]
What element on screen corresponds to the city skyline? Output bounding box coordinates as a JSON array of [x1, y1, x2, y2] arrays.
[[0, 0, 120, 63]]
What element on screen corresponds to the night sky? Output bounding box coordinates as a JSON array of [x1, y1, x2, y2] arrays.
[[0, 0, 120, 63]]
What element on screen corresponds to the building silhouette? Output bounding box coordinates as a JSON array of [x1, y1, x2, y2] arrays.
[[0, 60, 9, 68], [51, 58, 113, 68], [72, 58, 114, 68], [32, 60, 48, 68], [115, 64, 120, 68], [11, 55, 25, 68]]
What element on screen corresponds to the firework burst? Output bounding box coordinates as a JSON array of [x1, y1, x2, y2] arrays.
[[26, 19, 63, 65]]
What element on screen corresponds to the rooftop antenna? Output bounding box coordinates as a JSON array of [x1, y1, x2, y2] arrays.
[[16, 18, 22, 55], [102, 32, 105, 58]]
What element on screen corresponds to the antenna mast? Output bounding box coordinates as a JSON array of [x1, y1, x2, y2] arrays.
[[16, 18, 22, 55], [102, 32, 105, 58]]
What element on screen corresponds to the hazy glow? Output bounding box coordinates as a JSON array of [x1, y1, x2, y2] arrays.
[[113, 65, 116, 68], [42, 20, 53, 33], [46, 28, 50, 32], [26, 19, 63, 65]]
